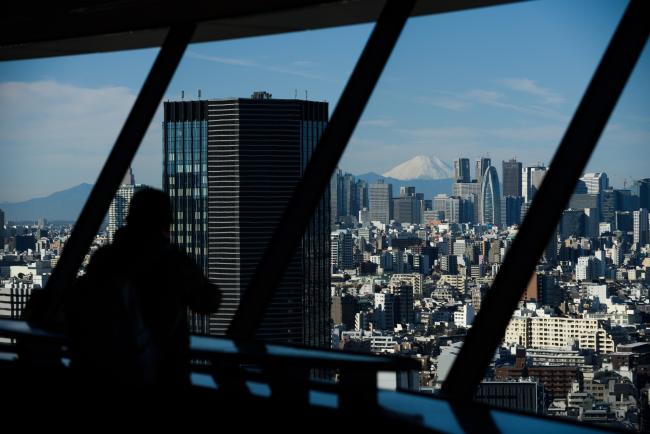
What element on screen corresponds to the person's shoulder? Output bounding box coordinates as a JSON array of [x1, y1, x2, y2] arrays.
[[85, 243, 119, 272]]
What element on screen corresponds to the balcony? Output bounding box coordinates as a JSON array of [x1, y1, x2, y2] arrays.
[[0, 318, 621, 432]]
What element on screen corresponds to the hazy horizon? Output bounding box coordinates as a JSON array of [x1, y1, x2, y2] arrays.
[[1, 0, 648, 202]]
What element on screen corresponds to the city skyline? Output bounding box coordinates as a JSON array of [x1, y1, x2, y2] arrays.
[[1, 0, 648, 202], [2, 0, 650, 430]]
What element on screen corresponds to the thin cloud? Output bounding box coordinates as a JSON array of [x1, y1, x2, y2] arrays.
[[501, 78, 565, 104], [425, 95, 469, 111], [186, 52, 257, 67], [465, 89, 505, 104], [411, 88, 566, 120], [359, 118, 396, 128], [0, 80, 162, 201], [463, 88, 567, 120], [489, 124, 565, 142], [292, 60, 316, 67], [187, 51, 333, 82]]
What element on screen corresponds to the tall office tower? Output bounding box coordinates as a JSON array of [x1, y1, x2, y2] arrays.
[[330, 169, 343, 225], [434, 194, 449, 213], [356, 179, 369, 210], [393, 196, 417, 223], [561, 209, 585, 239], [501, 196, 524, 227], [579, 172, 609, 195], [631, 178, 650, 209], [342, 173, 357, 218], [601, 188, 617, 224], [443, 196, 473, 224], [163, 94, 330, 347], [444, 196, 461, 223], [583, 208, 599, 238], [579, 172, 609, 220], [393, 186, 419, 224], [615, 211, 633, 232], [452, 181, 481, 223], [569, 193, 599, 211], [522, 166, 547, 203], [414, 192, 425, 224], [369, 180, 393, 224], [331, 229, 353, 269], [480, 166, 501, 226], [454, 158, 470, 183], [502, 158, 522, 198], [475, 157, 491, 187], [374, 292, 395, 330], [633, 209, 649, 245], [616, 189, 636, 211], [394, 284, 414, 325], [400, 186, 415, 197], [0, 208, 4, 246], [107, 167, 145, 243]]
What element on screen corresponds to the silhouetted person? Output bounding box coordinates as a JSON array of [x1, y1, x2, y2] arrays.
[[66, 188, 221, 388]]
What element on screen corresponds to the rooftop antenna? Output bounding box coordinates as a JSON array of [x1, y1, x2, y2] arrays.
[[294, 89, 298, 99], [305, 90, 308, 100], [181, 90, 184, 100], [198, 89, 202, 99]]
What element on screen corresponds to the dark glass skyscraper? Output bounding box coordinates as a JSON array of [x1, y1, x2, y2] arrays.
[[631, 178, 650, 209], [502, 158, 522, 198], [476, 157, 492, 187], [163, 93, 330, 347], [454, 158, 470, 183], [0, 208, 4, 244], [501, 195, 524, 227]]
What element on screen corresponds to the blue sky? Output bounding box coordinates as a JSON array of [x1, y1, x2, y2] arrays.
[[0, 0, 648, 202]]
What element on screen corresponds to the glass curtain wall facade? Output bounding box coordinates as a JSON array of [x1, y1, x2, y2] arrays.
[[163, 100, 209, 332], [163, 97, 330, 347], [502, 158, 522, 198], [481, 165, 501, 226]]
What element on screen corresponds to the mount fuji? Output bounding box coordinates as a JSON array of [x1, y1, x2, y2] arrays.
[[382, 155, 453, 180], [355, 155, 454, 199]]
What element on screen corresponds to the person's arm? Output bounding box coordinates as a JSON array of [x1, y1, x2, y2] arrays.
[[178, 253, 221, 314], [189, 278, 221, 314]]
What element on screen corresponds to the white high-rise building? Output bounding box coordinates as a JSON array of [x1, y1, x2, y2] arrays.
[[331, 230, 353, 269], [107, 167, 146, 243], [522, 166, 547, 204], [576, 256, 593, 281], [453, 304, 476, 328], [580, 172, 609, 195], [374, 292, 395, 330], [633, 208, 649, 245]]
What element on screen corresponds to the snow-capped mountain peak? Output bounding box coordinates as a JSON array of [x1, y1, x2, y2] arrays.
[[382, 155, 453, 180]]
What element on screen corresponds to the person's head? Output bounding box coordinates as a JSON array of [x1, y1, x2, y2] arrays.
[[126, 188, 172, 238]]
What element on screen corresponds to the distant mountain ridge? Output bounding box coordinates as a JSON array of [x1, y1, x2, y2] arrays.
[[0, 163, 455, 222], [0, 183, 93, 222], [356, 172, 453, 199]]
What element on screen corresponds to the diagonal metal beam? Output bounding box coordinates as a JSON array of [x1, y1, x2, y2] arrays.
[[441, 0, 649, 401], [227, 0, 416, 340], [31, 24, 196, 325]]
